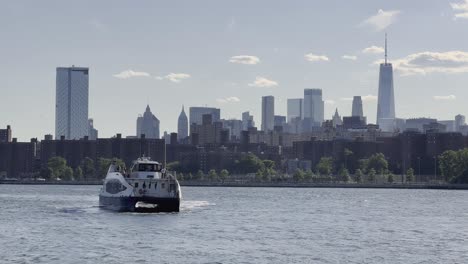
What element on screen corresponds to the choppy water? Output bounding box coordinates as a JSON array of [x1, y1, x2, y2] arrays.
[[0, 185, 467, 264]]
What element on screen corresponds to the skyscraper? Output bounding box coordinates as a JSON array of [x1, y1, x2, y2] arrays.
[[242, 111, 255, 130], [352, 96, 363, 117], [455, 114, 466, 132], [177, 105, 188, 141], [88, 119, 98, 140], [137, 105, 160, 138], [287, 98, 303, 123], [0, 125, 12, 143], [332, 108, 342, 127], [55, 66, 89, 139], [377, 34, 395, 125], [261, 96, 274, 131], [303, 89, 324, 125], [189, 107, 220, 125]]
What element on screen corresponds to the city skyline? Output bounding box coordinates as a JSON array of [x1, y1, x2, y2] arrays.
[[2, 1, 468, 140]]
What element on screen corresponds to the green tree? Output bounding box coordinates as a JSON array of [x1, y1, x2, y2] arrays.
[[339, 168, 350, 182], [237, 154, 265, 174], [316, 157, 333, 176], [439, 150, 461, 182], [47, 157, 67, 179], [344, 148, 353, 170], [293, 169, 305, 182], [96, 158, 125, 179], [62, 167, 74, 181], [208, 169, 218, 181], [255, 169, 264, 181], [187, 173, 193, 181], [220, 169, 229, 182], [74, 166, 83, 181], [368, 168, 376, 183], [196, 170, 205, 180], [387, 173, 395, 183], [80, 157, 95, 179], [177, 172, 184, 181], [367, 153, 388, 175], [406, 168, 415, 183], [304, 170, 314, 181], [167, 161, 181, 172], [354, 169, 363, 183], [40, 167, 53, 180]]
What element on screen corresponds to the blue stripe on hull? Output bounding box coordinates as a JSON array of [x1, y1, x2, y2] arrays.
[[99, 195, 180, 212]]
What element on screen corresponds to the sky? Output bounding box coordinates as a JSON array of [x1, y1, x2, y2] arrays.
[[1, 0, 468, 141]]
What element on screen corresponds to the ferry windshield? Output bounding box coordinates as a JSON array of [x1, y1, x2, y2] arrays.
[[137, 163, 162, 172]]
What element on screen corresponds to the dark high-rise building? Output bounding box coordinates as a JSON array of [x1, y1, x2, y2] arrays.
[[261, 96, 275, 131], [377, 34, 395, 126], [55, 66, 89, 140], [0, 125, 12, 143], [177, 105, 188, 141], [352, 96, 363, 117]]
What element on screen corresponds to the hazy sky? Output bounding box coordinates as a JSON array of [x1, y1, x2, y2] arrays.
[[2, 0, 468, 141]]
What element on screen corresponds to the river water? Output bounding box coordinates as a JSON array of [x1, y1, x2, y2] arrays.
[[0, 185, 467, 264]]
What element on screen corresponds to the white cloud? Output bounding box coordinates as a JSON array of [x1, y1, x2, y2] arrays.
[[216, 96, 241, 103], [324, 100, 335, 105], [229, 55, 260, 65], [361, 9, 401, 31], [451, 0, 468, 19], [113, 70, 150, 79], [362, 94, 378, 102], [305, 53, 329, 62], [248, 77, 278, 88], [342, 55, 357, 61], [433, 95, 456, 100], [156, 73, 191, 83], [362, 46, 385, 54], [375, 51, 468, 75]]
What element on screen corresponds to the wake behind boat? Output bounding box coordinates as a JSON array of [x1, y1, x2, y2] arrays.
[[99, 157, 181, 212]]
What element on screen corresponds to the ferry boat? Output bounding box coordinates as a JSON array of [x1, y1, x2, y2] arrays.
[[99, 157, 181, 212]]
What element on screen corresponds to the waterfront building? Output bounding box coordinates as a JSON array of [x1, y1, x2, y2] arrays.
[[136, 105, 160, 139], [189, 107, 220, 125], [303, 89, 324, 125], [261, 96, 275, 132], [177, 105, 188, 141], [376, 34, 396, 126], [287, 99, 303, 123], [88, 119, 98, 140], [0, 125, 12, 143], [352, 96, 363, 118], [242, 111, 255, 131], [55, 66, 89, 140]]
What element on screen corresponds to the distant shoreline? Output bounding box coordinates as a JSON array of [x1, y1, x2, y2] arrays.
[[1, 180, 468, 190]]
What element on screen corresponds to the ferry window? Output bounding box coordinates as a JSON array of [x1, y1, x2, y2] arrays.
[[154, 183, 157, 189], [149, 183, 151, 189], [134, 182, 139, 188]]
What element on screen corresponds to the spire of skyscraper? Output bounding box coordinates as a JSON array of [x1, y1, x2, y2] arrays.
[[385, 33, 388, 65], [377, 33, 396, 130]]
